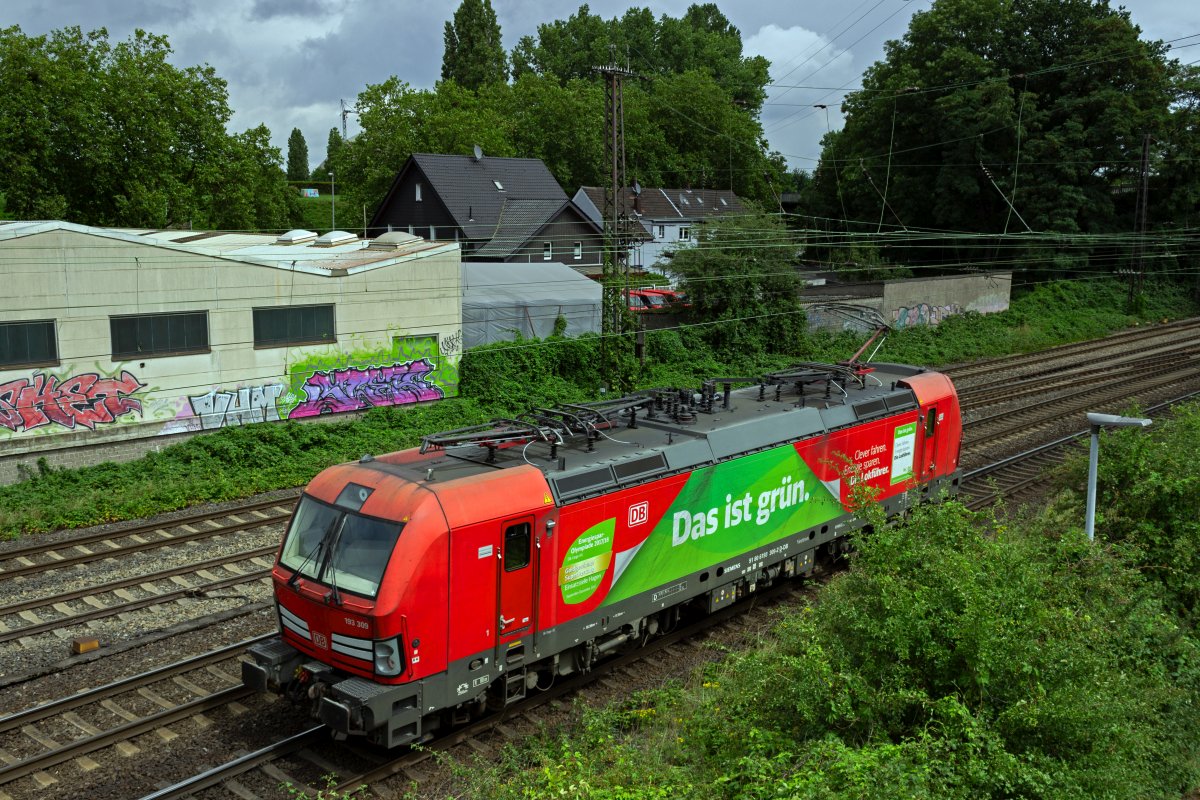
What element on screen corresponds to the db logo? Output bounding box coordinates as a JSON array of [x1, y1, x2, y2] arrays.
[[628, 501, 649, 527], [312, 632, 328, 650]]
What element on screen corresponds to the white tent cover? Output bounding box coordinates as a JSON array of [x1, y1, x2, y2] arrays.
[[462, 261, 602, 348]]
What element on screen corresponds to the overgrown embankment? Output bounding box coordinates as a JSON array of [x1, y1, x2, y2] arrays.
[[0, 278, 1194, 539]]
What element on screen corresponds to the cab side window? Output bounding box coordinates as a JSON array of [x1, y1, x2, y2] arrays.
[[925, 407, 937, 437], [504, 522, 531, 571]]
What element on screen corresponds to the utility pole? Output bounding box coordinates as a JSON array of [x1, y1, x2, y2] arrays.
[[340, 99, 356, 139], [594, 53, 635, 390], [1129, 133, 1152, 305]]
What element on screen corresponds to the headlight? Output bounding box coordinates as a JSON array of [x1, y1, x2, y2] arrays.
[[373, 637, 404, 677]]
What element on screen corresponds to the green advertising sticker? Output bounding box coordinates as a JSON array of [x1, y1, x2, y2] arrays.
[[890, 422, 916, 484], [560, 518, 615, 604], [602, 445, 841, 605]]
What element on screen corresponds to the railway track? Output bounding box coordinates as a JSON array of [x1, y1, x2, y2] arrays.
[[0, 547, 277, 646], [960, 389, 1200, 511], [942, 317, 1200, 382], [0, 497, 295, 581], [0, 637, 272, 795]]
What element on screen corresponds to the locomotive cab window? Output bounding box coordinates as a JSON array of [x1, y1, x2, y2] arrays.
[[504, 522, 531, 571], [279, 495, 403, 598]]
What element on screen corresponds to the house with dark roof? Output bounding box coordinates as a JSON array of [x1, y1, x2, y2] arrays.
[[573, 186, 746, 269], [368, 152, 606, 273]]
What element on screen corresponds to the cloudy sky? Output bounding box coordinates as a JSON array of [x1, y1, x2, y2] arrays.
[[7, 1, 1198, 173]]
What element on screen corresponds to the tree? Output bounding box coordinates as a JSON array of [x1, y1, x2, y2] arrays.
[[441, 0, 507, 91], [665, 210, 804, 354], [286, 127, 309, 182], [310, 128, 341, 182], [199, 124, 299, 231], [807, 0, 1177, 263], [514, 4, 770, 113], [0, 25, 293, 230]]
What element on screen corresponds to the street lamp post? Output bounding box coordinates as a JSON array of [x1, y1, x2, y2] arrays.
[[1084, 412, 1152, 542]]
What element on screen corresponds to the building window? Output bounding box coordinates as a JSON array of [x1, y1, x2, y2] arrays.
[[543, 241, 552, 261], [429, 225, 436, 241], [415, 182, 423, 201], [0, 320, 58, 368], [679, 226, 691, 241], [657, 225, 665, 239], [573, 241, 582, 260], [253, 305, 335, 348], [110, 312, 208, 360]]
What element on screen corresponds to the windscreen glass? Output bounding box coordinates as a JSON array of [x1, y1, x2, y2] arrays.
[[279, 495, 403, 598]]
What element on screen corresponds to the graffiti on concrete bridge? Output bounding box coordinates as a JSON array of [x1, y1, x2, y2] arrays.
[[289, 358, 445, 418], [188, 384, 285, 430], [0, 371, 144, 433], [892, 302, 962, 328]]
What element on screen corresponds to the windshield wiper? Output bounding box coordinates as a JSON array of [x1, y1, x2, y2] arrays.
[[287, 534, 325, 590], [322, 515, 348, 606]]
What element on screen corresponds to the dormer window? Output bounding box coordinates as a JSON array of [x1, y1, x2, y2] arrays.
[[493, 180, 504, 191]]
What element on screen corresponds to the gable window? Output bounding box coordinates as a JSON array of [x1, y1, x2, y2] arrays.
[[573, 241, 582, 260], [415, 182, 423, 202], [0, 320, 58, 368], [253, 304, 335, 348], [111, 311, 208, 360], [543, 241, 553, 261], [679, 226, 691, 241]]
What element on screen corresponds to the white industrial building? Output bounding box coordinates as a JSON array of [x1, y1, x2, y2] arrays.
[[0, 221, 462, 477]]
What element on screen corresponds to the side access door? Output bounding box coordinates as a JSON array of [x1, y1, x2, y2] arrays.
[[495, 516, 537, 702], [497, 516, 536, 643], [918, 403, 940, 481]]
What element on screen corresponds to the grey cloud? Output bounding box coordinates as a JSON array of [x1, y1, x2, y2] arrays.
[[249, 0, 336, 22]]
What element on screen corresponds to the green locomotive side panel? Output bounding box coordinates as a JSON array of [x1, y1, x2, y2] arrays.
[[603, 444, 842, 605]]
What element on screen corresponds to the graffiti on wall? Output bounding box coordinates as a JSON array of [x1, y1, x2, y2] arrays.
[[188, 384, 285, 430], [289, 359, 444, 418], [891, 303, 963, 329], [1, 333, 462, 441], [0, 370, 144, 433]]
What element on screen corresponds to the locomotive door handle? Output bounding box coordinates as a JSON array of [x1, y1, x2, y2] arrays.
[[499, 615, 513, 630]]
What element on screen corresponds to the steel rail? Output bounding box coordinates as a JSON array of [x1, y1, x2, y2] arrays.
[[0, 634, 272, 734], [0, 545, 279, 617], [0, 568, 272, 644], [0, 495, 295, 562], [0, 508, 291, 580], [963, 362, 1200, 431], [0, 686, 257, 785], [942, 317, 1200, 379], [957, 345, 1200, 405], [961, 388, 1200, 509], [137, 726, 327, 800]]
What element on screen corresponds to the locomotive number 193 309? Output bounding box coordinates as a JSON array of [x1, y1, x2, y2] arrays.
[[243, 362, 962, 747]]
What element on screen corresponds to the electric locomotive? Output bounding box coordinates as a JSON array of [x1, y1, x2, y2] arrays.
[[243, 362, 962, 747]]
